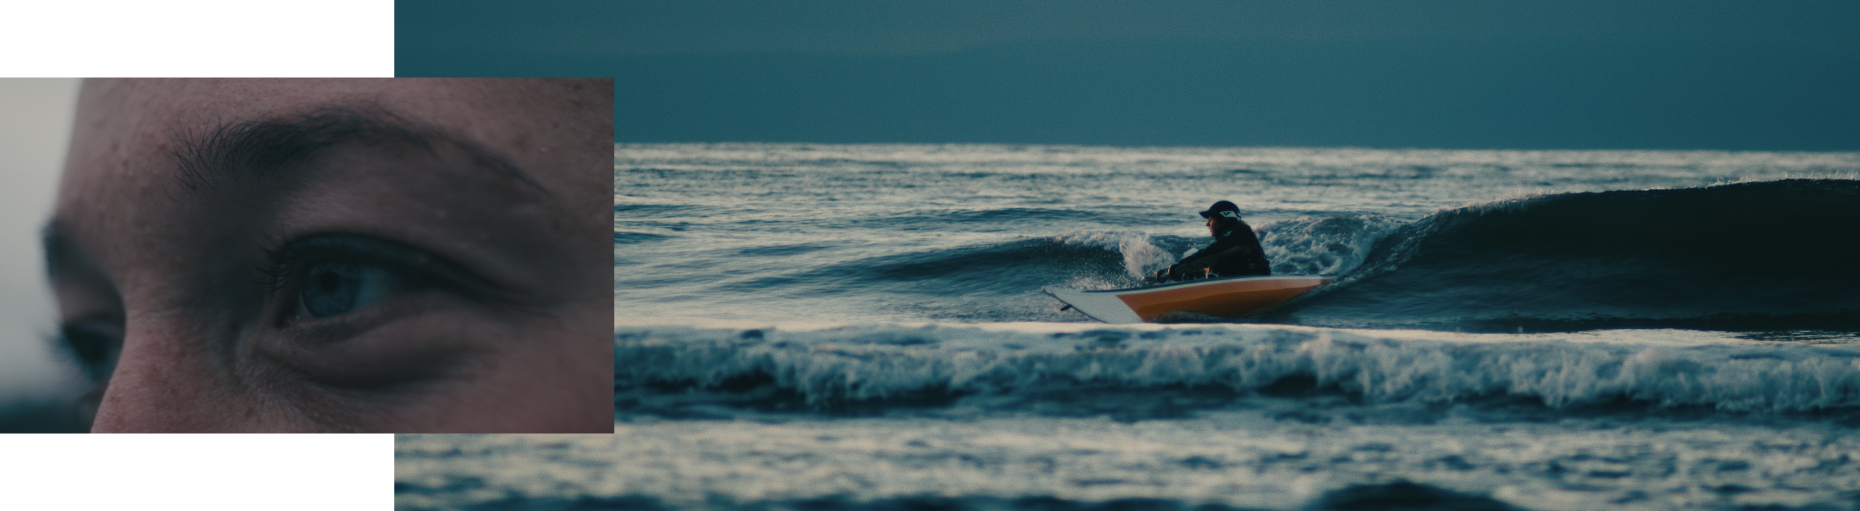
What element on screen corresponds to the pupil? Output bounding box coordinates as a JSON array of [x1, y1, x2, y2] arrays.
[[317, 272, 341, 292], [302, 264, 362, 318]]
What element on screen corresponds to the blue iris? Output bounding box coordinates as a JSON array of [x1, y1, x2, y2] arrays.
[[302, 263, 395, 318]]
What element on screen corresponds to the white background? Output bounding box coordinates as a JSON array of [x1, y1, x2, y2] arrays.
[[4, 1, 393, 77]]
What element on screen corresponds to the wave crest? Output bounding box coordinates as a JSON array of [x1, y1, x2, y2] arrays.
[[617, 325, 1860, 418]]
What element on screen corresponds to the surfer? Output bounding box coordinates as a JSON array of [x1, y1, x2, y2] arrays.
[[1152, 200, 1272, 282]]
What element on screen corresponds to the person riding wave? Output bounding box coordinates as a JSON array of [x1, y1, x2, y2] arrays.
[[1151, 200, 1272, 282]]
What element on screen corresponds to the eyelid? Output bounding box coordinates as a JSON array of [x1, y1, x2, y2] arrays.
[[57, 317, 125, 382], [260, 234, 492, 296], [261, 305, 476, 391], [253, 235, 497, 392]]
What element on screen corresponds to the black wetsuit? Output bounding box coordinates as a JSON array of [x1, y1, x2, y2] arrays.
[[1161, 222, 1272, 281]]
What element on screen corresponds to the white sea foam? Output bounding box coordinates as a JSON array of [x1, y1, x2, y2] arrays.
[[1052, 231, 1177, 279], [618, 324, 1860, 414], [403, 414, 1860, 511], [1256, 215, 1401, 276]]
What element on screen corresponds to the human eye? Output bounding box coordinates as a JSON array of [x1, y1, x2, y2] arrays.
[[57, 318, 123, 383], [299, 262, 398, 318], [250, 234, 506, 392], [260, 234, 494, 340]]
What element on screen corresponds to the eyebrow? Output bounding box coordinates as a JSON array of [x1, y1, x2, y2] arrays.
[[46, 102, 553, 278], [167, 102, 548, 195]]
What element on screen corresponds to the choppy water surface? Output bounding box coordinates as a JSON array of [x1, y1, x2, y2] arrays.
[[412, 144, 1860, 510]]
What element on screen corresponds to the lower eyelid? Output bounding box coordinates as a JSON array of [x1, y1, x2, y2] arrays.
[[250, 238, 490, 388], [258, 300, 476, 391]]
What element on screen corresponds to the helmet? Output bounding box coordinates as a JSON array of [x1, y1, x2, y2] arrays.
[[1198, 200, 1243, 221]]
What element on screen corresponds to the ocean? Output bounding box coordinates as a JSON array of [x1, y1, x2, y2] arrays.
[[402, 143, 1860, 510]]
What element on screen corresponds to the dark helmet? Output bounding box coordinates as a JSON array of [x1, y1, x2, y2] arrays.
[[1198, 200, 1243, 221]]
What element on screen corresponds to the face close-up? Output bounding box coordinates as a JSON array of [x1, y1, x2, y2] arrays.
[[47, 79, 614, 432]]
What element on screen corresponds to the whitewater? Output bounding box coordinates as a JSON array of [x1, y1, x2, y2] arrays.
[[406, 144, 1860, 510]]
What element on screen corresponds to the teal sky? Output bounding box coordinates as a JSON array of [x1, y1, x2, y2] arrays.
[[399, 1, 1860, 150]]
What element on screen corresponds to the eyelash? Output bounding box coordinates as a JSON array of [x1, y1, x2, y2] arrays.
[[258, 242, 305, 294], [248, 234, 499, 393], [55, 322, 121, 382], [256, 235, 475, 322]]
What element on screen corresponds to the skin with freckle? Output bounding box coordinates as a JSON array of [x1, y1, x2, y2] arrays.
[[52, 79, 612, 432]]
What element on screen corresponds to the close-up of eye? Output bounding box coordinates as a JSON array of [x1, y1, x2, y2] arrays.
[[260, 234, 480, 329], [4, 76, 611, 511], [7, 78, 613, 435], [266, 240, 418, 326], [57, 320, 122, 382], [301, 262, 400, 318]]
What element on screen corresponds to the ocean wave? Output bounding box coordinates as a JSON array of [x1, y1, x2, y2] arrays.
[[882, 207, 1133, 231], [395, 482, 1515, 511], [791, 221, 1391, 297], [1256, 215, 1401, 277], [1263, 179, 1860, 331], [622, 175, 1860, 330], [616, 324, 1860, 419], [1051, 231, 1179, 279], [614, 231, 675, 244]]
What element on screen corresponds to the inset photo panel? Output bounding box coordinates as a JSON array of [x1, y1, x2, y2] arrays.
[[4, 78, 615, 433]]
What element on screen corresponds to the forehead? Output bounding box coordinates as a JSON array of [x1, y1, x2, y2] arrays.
[[61, 80, 603, 210], [53, 78, 610, 283], [64, 78, 591, 181]]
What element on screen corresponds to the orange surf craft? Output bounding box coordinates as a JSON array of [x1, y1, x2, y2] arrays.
[[1043, 275, 1333, 323]]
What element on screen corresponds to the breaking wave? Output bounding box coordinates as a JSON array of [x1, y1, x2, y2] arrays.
[[616, 324, 1860, 419]]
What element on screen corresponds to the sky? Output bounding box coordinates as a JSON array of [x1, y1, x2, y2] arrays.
[[401, 0, 1860, 150]]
